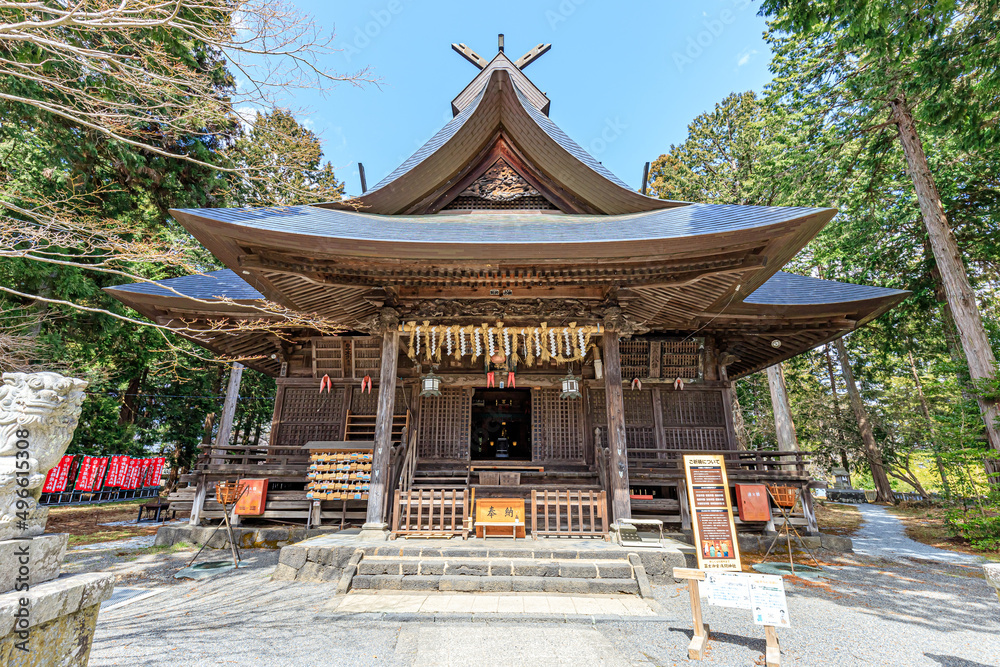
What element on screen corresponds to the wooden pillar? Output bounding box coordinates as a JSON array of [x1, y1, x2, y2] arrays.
[[602, 331, 632, 523], [365, 328, 400, 527], [188, 474, 207, 526], [766, 363, 798, 452]]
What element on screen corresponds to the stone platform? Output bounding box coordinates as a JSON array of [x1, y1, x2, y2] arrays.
[[154, 523, 343, 550], [271, 532, 696, 597]]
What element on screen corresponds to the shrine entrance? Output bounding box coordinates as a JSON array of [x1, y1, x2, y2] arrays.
[[470, 389, 532, 461]]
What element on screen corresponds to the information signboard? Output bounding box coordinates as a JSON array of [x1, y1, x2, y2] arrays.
[[684, 454, 741, 571], [749, 573, 790, 627]]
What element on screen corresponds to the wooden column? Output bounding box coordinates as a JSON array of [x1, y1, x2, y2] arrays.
[[602, 331, 632, 523], [188, 473, 208, 526], [365, 328, 400, 527], [766, 363, 798, 452]]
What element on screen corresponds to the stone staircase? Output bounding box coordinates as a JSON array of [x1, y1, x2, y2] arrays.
[[351, 546, 641, 594], [271, 538, 683, 598]]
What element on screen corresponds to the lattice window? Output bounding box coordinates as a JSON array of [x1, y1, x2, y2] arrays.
[[532, 389, 585, 462], [351, 386, 407, 416], [620, 339, 651, 379], [351, 337, 382, 378], [588, 388, 607, 425], [417, 388, 471, 459], [661, 339, 701, 379], [313, 339, 344, 378], [661, 389, 725, 426], [275, 385, 346, 446], [661, 427, 729, 450], [660, 389, 731, 451]]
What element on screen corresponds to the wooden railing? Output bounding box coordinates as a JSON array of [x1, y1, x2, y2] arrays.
[[628, 449, 813, 481], [530, 489, 609, 540], [390, 488, 469, 539]]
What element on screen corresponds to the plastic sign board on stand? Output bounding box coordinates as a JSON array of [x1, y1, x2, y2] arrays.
[[683, 454, 741, 571]]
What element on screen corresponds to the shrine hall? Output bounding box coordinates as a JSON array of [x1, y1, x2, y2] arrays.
[[107, 37, 906, 540]]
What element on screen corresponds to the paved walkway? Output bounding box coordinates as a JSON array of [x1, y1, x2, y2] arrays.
[[327, 591, 656, 616], [851, 504, 984, 564]]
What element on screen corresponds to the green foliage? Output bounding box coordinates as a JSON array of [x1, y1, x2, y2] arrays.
[[945, 509, 1000, 551]]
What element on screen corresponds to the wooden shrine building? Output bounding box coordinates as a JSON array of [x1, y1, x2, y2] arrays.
[[108, 38, 906, 537]]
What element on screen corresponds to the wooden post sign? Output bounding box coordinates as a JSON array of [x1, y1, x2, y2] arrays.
[[683, 454, 741, 571]]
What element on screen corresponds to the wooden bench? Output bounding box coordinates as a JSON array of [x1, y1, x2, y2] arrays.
[[136, 500, 175, 523], [530, 489, 609, 540], [391, 488, 469, 539]]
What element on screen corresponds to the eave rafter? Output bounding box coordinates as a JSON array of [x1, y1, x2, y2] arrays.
[[237, 250, 768, 290]]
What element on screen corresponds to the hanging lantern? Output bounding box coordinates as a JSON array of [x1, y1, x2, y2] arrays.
[[560, 371, 581, 400], [419, 370, 443, 397]]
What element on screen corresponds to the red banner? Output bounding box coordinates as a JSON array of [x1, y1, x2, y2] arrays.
[[151, 457, 166, 486], [54, 455, 73, 493], [74, 456, 94, 491], [42, 465, 59, 493], [127, 458, 141, 489], [138, 458, 152, 487], [92, 457, 110, 491], [115, 456, 130, 487], [107, 456, 120, 488]]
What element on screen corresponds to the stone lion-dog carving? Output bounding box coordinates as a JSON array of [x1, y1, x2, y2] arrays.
[[0, 372, 87, 540]]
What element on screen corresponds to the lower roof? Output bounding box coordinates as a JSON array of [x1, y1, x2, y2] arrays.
[[106, 269, 908, 379]]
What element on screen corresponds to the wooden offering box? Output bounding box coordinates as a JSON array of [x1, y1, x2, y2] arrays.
[[305, 441, 374, 502]]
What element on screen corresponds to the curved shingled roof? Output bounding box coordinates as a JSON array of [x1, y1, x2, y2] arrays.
[[744, 271, 907, 305], [170, 202, 830, 247], [107, 269, 263, 300]]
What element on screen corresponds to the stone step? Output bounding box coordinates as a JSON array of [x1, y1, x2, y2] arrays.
[[362, 545, 625, 560], [356, 556, 633, 579], [350, 574, 640, 595]]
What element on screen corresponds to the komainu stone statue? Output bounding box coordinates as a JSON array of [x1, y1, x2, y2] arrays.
[[0, 372, 88, 540]]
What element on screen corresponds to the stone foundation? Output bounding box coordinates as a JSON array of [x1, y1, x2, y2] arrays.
[[155, 523, 344, 550], [0, 571, 114, 667]]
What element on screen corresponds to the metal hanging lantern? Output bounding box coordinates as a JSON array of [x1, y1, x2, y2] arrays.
[[560, 371, 581, 400], [419, 370, 443, 397]]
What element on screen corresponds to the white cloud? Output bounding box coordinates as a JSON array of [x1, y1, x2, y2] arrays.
[[737, 48, 758, 68]]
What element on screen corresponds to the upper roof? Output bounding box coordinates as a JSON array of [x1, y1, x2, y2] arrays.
[[113, 270, 264, 300], [318, 61, 676, 215]]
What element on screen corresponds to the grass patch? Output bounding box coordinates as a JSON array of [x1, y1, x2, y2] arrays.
[[887, 503, 1000, 560], [814, 501, 862, 536], [48, 498, 166, 546]]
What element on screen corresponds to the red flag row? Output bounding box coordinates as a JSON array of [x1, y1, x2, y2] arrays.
[[41, 456, 166, 493]]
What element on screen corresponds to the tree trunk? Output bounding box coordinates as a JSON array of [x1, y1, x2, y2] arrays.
[[834, 336, 894, 502], [767, 363, 798, 454], [907, 349, 951, 496], [732, 391, 749, 450], [892, 94, 1000, 482], [118, 368, 147, 426], [824, 344, 852, 482]]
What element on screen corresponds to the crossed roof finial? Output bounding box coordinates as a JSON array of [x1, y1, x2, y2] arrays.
[[451, 34, 551, 71]]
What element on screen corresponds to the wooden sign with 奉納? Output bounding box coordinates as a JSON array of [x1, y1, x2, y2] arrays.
[[684, 454, 741, 571], [475, 497, 526, 538]]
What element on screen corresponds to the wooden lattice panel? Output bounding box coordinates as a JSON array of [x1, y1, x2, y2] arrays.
[[661, 427, 729, 450], [417, 388, 471, 459], [588, 388, 607, 425], [532, 389, 585, 462], [275, 385, 346, 446], [661, 389, 726, 427], [620, 339, 651, 379], [351, 386, 407, 416], [660, 389, 731, 451], [661, 340, 701, 379], [623, 390, 655, 425], [351, 337, 382, 378], [313, 339, 344, 378]]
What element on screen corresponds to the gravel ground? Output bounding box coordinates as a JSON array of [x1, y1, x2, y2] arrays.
[[81, 510, 1000, 666]]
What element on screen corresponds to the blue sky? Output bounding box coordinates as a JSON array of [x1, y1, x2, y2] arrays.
[[278, 0, 774, 197]]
